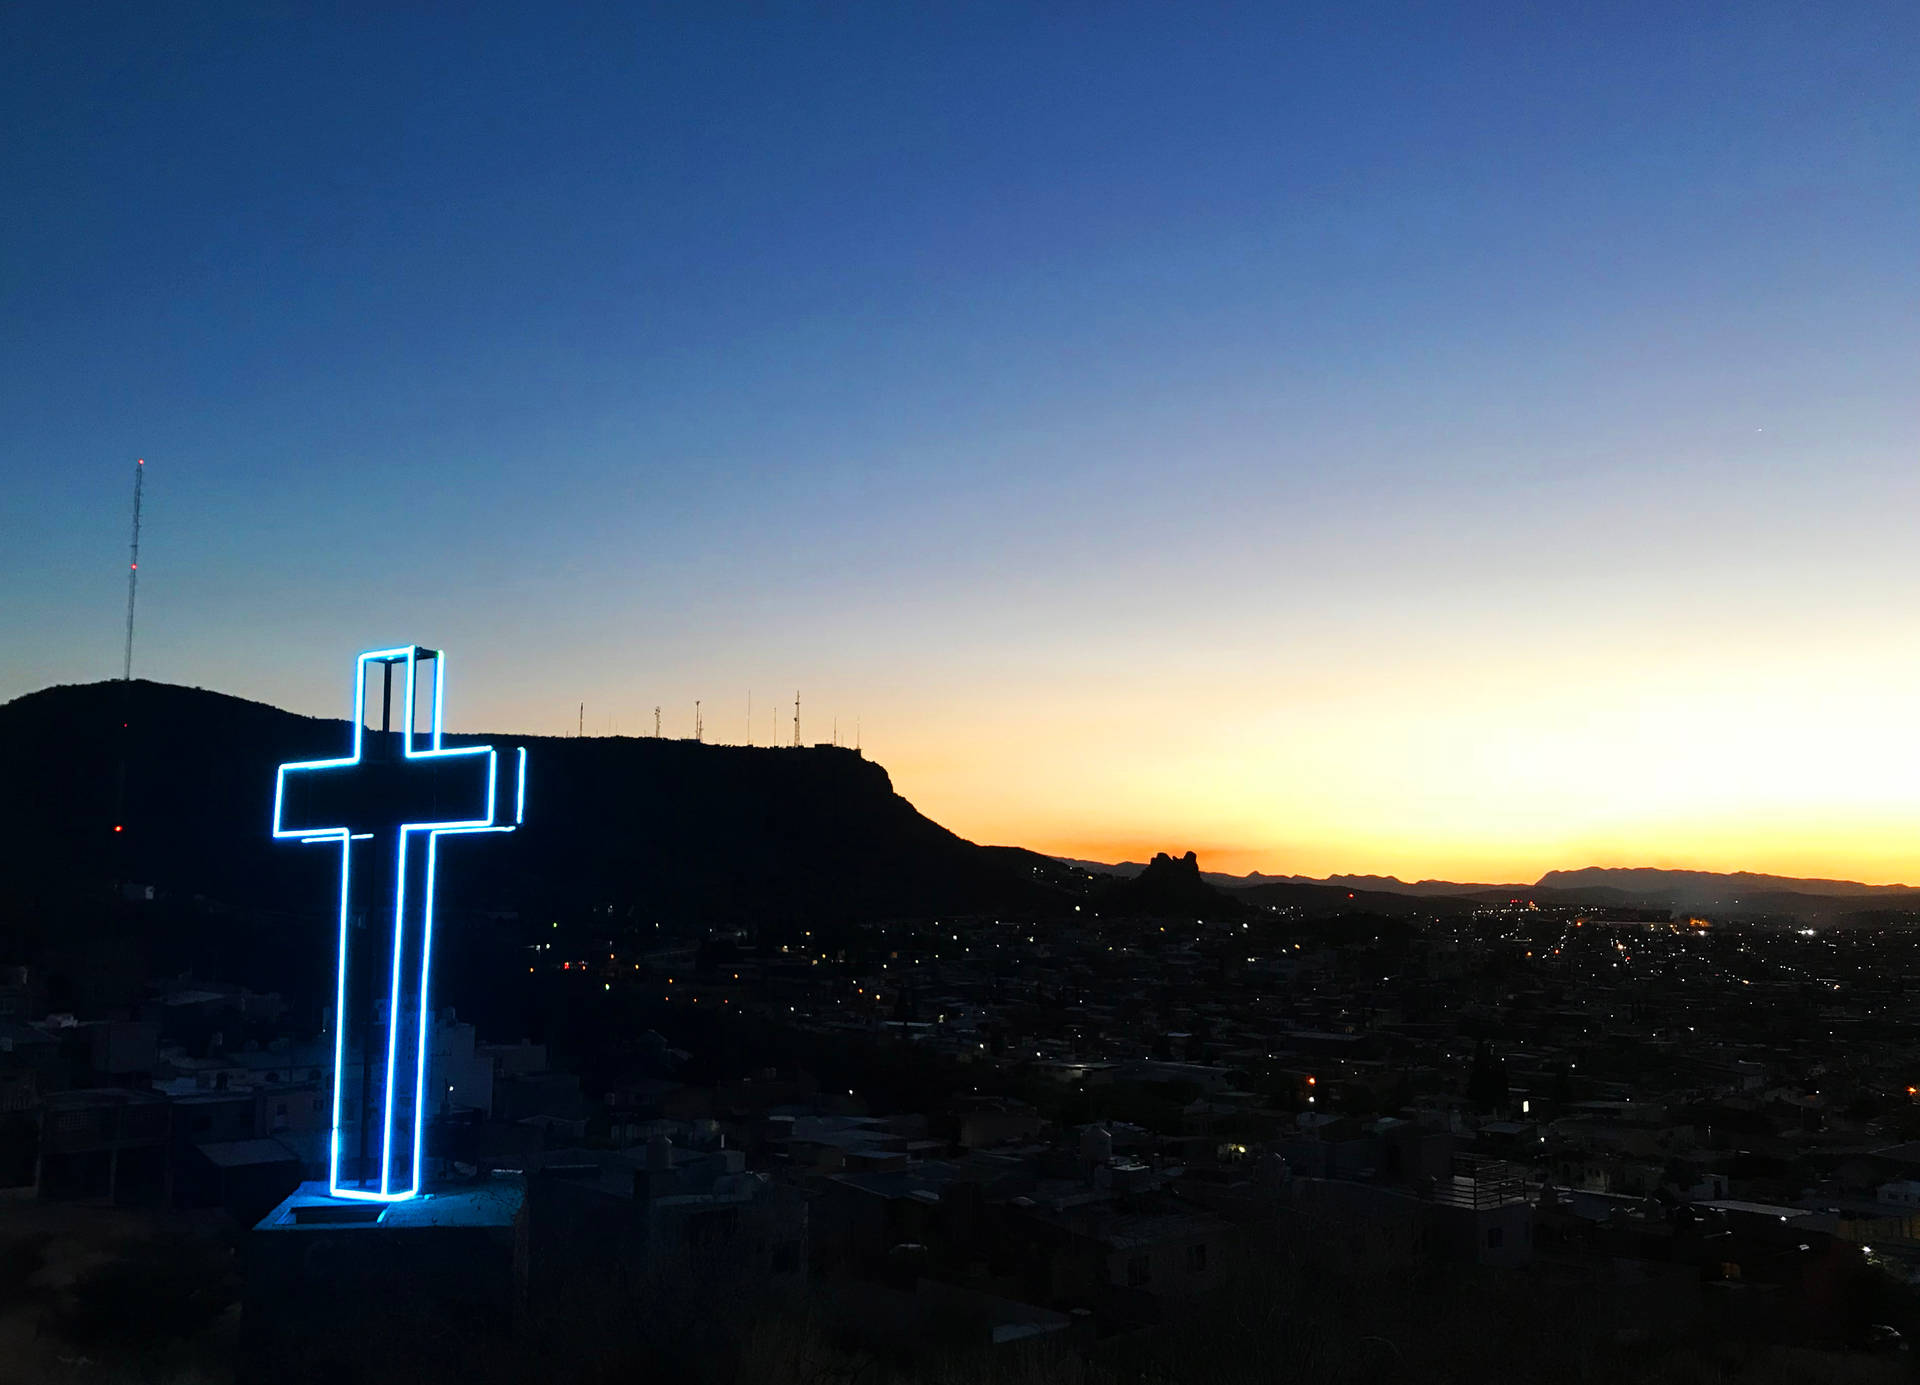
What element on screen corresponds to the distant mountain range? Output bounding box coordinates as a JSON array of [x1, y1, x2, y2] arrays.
[[1534, 866, 1920, 901], [1057, 859, 1920, 917], [6, 677, 1918, 1008], [15, 676, 1916, 1047], [1057, 859, 1524, 895]]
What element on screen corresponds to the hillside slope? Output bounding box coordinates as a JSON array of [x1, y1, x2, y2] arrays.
[[0, 679, 1068, 929]]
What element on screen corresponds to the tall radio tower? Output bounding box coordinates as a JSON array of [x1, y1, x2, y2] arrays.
[[113, 458, 146, 845], [694, 700, 702, 742], [123, 459, 145, 681], [793, 691, 800, 747]]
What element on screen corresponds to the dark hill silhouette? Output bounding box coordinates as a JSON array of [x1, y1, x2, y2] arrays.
[[1065, 855, 1918, 920], [0, 680, 1069, 963], [1099, 850, 1245, 918], [1536, 866, 1920, 905]]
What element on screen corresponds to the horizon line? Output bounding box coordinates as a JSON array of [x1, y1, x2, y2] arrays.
[[17, 674, 1920, 894]]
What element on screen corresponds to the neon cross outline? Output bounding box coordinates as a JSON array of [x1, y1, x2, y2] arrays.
[[272, 646, 525, 1201]]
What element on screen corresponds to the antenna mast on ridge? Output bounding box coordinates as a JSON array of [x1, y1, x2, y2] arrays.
[[113, 458, 146, 845], [694, 700, 702, 742], [123, 459, 144, 681], [793, 691, 800, 748], [654, 706, 661, 738]]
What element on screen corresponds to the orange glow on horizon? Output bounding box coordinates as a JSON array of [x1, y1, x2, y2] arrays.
[[267, 607, 1920, 891], [880, 640, 1920, 888], [1004, 833, 1920, 889]]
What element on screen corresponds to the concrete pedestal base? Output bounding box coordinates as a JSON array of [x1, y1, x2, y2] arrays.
[[241, 1179, 527, 1385]]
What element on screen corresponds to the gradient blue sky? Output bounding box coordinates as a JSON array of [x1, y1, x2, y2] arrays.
[[5, 3, 1917, 879]]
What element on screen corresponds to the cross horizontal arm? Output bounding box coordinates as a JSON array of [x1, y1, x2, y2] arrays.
[[276, 745, 501, 840]]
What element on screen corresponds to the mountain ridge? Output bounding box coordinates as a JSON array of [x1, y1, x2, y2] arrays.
[[1057, 858, 1920, 908], [0, 680, 1071, 964], [1536, 866, 1919, 898], [8, 678, 1915, 958]]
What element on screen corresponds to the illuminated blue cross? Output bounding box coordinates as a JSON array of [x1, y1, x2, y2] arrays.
[[273, 646, 525, 1201]]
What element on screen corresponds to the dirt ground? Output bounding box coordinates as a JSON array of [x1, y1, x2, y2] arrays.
[[0, 1194, 238, 1384]]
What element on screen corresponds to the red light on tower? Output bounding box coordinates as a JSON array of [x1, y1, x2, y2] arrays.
[[113, 825, 123, 833]]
